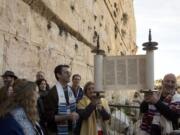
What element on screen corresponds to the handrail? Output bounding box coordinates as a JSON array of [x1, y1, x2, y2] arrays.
[[109, 104, 140, 109]]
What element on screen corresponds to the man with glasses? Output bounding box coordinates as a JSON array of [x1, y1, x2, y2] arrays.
[[44, 65, 79, 135], [140, 73, 179, 135]]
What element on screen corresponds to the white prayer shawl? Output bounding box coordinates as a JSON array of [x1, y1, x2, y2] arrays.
[[160, 115, 173, 135], [151, 101, 173, 135], [56, 82, 76, 135]]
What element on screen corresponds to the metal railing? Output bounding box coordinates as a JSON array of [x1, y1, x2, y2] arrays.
[[108, 104, 140, 135]]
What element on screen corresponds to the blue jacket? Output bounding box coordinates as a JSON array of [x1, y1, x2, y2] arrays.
[[0, 114, 25, 135]]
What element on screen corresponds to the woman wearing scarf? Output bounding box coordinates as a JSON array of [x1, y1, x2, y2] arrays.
[[0, 79, 44, 135], [75, 81, 110, 135]]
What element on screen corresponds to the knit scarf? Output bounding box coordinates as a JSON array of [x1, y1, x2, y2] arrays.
[[56, 82, 76, 135], [140, 95, 174, 134], [11, 107, 36, 135]]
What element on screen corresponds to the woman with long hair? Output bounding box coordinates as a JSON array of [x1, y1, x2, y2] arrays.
[[0, 79, 43, 135], [36, 79, 50, 96], [36, 78, 50, 135]]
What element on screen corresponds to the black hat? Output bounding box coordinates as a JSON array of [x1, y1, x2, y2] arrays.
[[1, 70, 18, 79]]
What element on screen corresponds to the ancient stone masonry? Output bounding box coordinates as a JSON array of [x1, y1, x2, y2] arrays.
[[0, 0, 136, 85]]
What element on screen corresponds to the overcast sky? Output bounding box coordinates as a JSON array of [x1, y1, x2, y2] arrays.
[[134, 0, 180, 79]]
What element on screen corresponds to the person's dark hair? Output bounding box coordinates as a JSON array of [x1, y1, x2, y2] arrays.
[[83, 81, 94, 95], [36, 78, 50, 90], [54, 65, 69, 80], [72, 74, 81, 80]]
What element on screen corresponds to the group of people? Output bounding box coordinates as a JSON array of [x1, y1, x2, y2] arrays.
[[1, 65, 180, 135], [0, 64, 111, 135]]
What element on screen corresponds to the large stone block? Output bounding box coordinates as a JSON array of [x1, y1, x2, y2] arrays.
[[8, 0, 30, 40], [45, 22, 65, 54], [38, 48, 66, 85], [4, 36, 39, 80], [0, 0, 11, 32], [55, 0, 79, 30], [64, 35, 77, 59], [29, 10, 47, 45]]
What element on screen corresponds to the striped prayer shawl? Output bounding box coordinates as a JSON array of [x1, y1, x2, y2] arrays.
[[56, 82, 76, 135], [140, 94, 174, 134], [140, 104, 160, 134]]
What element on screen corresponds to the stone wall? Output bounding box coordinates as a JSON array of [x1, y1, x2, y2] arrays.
[[0, 0, 136, 86]]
